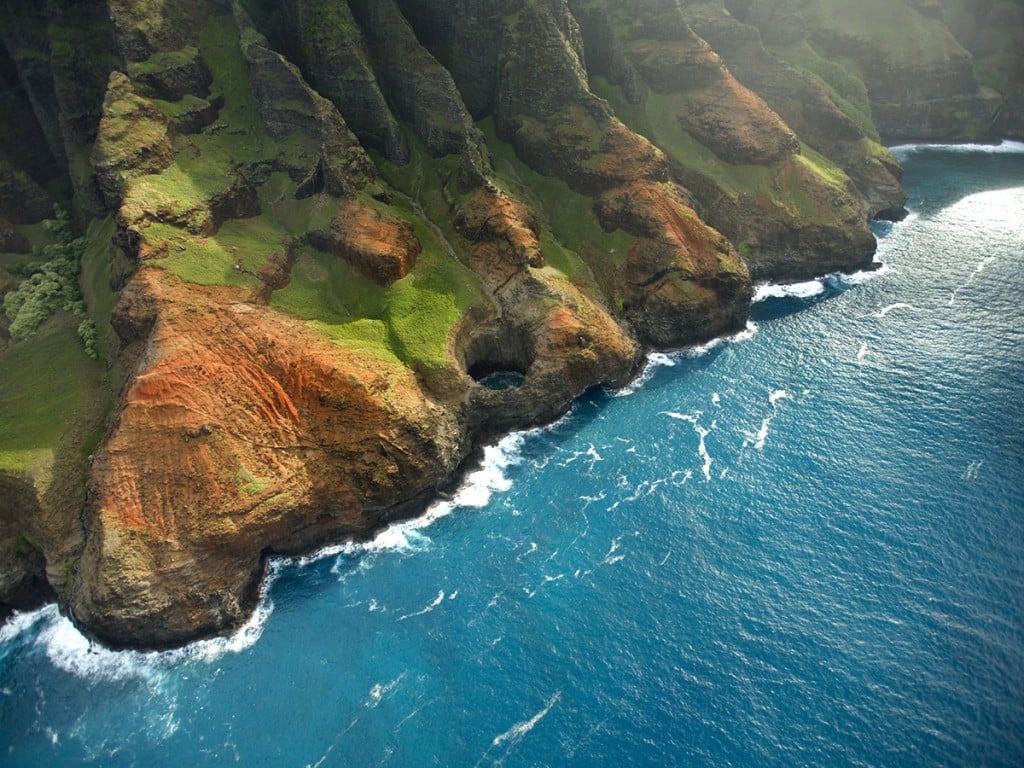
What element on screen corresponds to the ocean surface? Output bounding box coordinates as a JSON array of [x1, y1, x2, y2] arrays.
[[2, 144, 1023, 767]]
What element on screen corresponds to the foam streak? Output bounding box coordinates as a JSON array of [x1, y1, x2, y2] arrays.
[[490, 692, 561, 751], [398, 591, 445, 621]]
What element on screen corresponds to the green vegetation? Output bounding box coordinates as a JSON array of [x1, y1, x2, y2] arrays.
[[271, 193, 485, 373], [478, 118, 632, 268], [768, 40, 879, 141], [2, 208, 99, 356], [795, 143, 850, 191], [235, 460, 270, 496], [797, 0, 962, 66], [593, 78, 857, 224], [127, 46, 200, 78], [0, 313, 103, 473], [122, 14, 482, 373], [944, 0, 1021, 108], [592, 77, 769, 199], [148, 216, 277, 289], [12, 528, 42, 556], [78, 216, 121, 359]]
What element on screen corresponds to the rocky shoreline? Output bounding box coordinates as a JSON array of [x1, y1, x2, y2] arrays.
[[0, 0, 1020, 649]]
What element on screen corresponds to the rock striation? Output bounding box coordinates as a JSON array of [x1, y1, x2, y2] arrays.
[[0, 0, 1019, 646]]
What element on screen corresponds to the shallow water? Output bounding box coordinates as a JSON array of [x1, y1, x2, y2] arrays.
[[2, 144, 1023, 767]]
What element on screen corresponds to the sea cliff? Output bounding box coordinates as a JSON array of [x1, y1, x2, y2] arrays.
[[0, 0, 1019, 648]]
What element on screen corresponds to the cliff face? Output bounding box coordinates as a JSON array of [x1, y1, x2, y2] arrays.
[[0, 0, 1018, 647]]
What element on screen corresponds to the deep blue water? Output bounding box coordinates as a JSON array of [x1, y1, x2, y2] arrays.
[[2, 144, 1023, 767]]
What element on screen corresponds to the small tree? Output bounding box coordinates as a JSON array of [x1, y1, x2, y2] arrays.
[[3, 206, 90, 347]]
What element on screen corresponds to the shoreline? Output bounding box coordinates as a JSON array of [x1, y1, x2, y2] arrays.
[[9, 142, 1024, 653], [0, 261, 893, 656]]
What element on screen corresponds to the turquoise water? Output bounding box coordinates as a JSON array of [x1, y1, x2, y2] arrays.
[[2, 144, 1023, 767]]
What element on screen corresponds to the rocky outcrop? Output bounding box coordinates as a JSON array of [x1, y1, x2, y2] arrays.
[[348, 0, 484, 164], [73, 269, 469, 647], [485, 0, 753, 346], [234, 3, 376, 196], [0, 157, 54, 225], [91, 72, 175, 205], [0, 474, 56, 623], [309, 198, 421, 286], [246, 0, 408, 163], [1, 0, 1020, 648]]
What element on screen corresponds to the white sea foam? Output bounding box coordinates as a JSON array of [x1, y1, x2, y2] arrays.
[[610, 323, 758, 398], [170, 587, 275, 664], [950, 256, 997, 305], [661, 410, 701, 424], [696, 424, 713, 481], [876, 302, 919, 318], [661, 411, 714, 479], [670, 469, 693, 485], [490, 692, 561, 750], [857, 343, 869, 363], [743, 390, 789, 451], [963, 460, 985, 481], [829, 263, 892, 289], [682, 322, 759, 357], [602, 537, 625, 565], [0, 582, 275, 682], [753, 279, 827, 302], [367, 672, 406, 707], [609, 352, 676, 397], [1, 547, 282, 677], [750, 418, 772, 451], [398, 590, 446, 621], [755, 264, 892, 304], [0, 604, 51, 645], [26, 607, 158, 683], [297, 429, 534, 569], [559, 444, 604, 472], [890, 140, 1024, 159]]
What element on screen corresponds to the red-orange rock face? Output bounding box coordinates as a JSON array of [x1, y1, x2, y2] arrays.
[[74, 268, 468, 647]]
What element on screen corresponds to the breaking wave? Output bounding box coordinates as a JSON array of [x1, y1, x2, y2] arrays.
[[754, 265, 891, 304], [890, 140, 1024, 158]]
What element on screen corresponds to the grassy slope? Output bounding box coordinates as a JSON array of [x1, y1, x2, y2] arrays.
[[0, 314, 107, 477], [0, 214, 114, 478], [133, 13, 488, 374], [78, 216, 121, 356], [273, 133, 489, 372], [766, 39, 880, 141], [592, 76, 855, 224], [799, 0, 963, 65]]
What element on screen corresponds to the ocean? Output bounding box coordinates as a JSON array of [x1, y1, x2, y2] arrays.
[[2, 144, 1023, 767]]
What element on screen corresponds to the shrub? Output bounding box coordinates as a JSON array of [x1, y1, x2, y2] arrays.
[[3, 207, 91, 347]]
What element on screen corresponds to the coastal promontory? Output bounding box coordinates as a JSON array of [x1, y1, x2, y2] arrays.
[[1, 0, 1019, 648]]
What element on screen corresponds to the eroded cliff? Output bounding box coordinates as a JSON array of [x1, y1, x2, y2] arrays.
[[0, 0, 1018, 647]]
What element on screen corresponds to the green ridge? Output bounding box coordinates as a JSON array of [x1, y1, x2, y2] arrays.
[[478, 118, 633, 269]]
